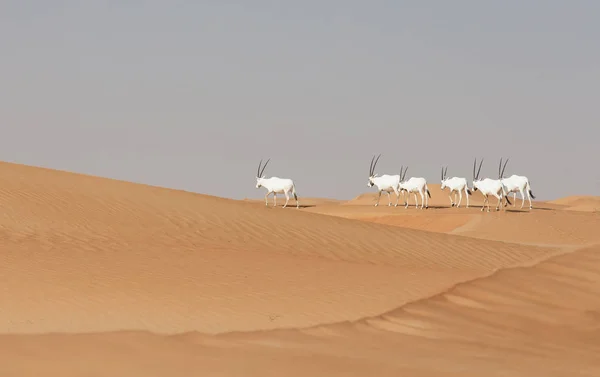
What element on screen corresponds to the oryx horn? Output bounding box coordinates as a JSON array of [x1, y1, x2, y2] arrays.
[[370, 154, 381, 176], [257, 158, 270, 177], [499, 157, 509, 179], [473, 158, 483, 180]]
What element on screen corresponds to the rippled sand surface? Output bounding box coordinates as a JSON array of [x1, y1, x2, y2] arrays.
[[1, 162, 599, 376]]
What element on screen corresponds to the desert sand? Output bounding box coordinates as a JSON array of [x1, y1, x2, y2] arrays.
[[1, 161, 599, 376]]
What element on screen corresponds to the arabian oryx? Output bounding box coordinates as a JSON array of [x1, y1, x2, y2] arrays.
[[498, 158, 536, 210], [255, 159, 300, 208], [398, 166, 431, 209], [470, 158, 512, 212], [440, 166, 472, 208], [366, 154, 402, 207]]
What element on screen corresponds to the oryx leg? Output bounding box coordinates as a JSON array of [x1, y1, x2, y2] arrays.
[[375, 190, 382, 207], [283, 190, 290, 208], [265, 191, 271, 206], [518, 188, 526, 209], [448, 192, 454, 207], [413, 192, 419, 209], [527, 188, 533, 210], [419, 190, 425, 209], [465, 187, 470, 208], [495, 194, 502, 211], [457, 190, 463, 208], [393, 187, 400, 207], [273, 193, 277, 207], [386, 191, 392, 206]]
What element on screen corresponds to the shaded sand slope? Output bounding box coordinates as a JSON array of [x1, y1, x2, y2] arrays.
[[2, 245, 599, 377], [0, 162, 559, 334], [305, 201, 600, 246], [548, 195, 600, 212], [451, 208, 600, 246]]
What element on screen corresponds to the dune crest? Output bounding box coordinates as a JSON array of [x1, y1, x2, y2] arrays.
[[1, 161, 599, 376]]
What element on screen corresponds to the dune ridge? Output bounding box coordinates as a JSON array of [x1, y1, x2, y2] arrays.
[[2, 243, 598, 377], [1, 161, 599, 376]]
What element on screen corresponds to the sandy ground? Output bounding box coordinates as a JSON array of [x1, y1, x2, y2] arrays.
[[1, 161, 599, 376]]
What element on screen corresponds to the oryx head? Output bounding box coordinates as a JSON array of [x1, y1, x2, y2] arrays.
[[256, 158, 270, 188], [440, 166, 449, 190], [472, 158, 484, 192], [367, 154, 381, 187], [498, 157, 509, 180]]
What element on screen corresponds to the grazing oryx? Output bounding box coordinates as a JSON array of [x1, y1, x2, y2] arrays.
[[470, 158, 512, 212], [498, 158, 536, 210], [398, 166, 431, 209], [440, 166, 472, 208], [255, 159, 300, 208], [366, 154, 402, 207]]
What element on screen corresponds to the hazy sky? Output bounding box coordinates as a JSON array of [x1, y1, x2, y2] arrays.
[[1, 1, 598, 200]]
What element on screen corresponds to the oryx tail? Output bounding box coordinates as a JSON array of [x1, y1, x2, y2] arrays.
[[501, 184, 512, 206], [526, 181, 536, 200]]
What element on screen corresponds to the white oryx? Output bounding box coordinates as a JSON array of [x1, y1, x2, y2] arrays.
[[366, 154, 402, 207], [440, 166, 472, 208], [255, 159, 300, 208], [398, 166, 431, 209], [470, 158, 512, 212], [498, 158, 536, 210]]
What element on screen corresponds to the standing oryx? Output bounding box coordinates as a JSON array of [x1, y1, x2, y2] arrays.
[[255, 159, 300, 208], [398, 166, 431, 209], [498, 158, 536, 210], [366, 154, 402, 207], [470, 158, 512, 212], [440, 166, 472, 208]]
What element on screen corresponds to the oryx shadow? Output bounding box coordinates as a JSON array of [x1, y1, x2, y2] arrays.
[[504, 207, 554, 213], [270, 204, 315, 209]]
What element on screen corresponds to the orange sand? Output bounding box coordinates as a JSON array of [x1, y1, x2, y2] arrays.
[[1, 161, 599, 376]]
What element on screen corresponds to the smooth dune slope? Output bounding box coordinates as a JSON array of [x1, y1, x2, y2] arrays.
[[0, 161, 559, 334], [2, 245, 599, 377], [304, 187, 600, 246], [548, 195, 600, 212], [1, 161, 599, 376]]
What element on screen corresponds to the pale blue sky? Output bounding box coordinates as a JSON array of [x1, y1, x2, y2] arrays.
[[1, 1, 598, 200]]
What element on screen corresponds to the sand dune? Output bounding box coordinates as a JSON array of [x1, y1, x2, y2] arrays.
[[548, 195, 600, 212], [1, 161, 599, 376]]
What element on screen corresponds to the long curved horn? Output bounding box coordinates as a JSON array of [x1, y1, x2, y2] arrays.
[[371, 154, 381, 176], [402, 166, 408, 181], [473, 158, 477, 180], [257, 159, 263, 177], [369, 155, 376, 176], [501, 158, 509, 178], [444, 166, 448, 180], [441, 166, 444, 180], [498, 158, 503, 179], [476, 158, 484, 180], [259, 158, 270, 177]]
